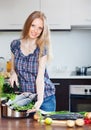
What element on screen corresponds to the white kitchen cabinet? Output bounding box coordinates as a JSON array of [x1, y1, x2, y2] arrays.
[[40, 0, 71, 30], [71, 0, 91, 28], [0, 0, 40, 30]]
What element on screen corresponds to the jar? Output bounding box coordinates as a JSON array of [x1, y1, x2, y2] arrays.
[[0, 57, 6, 72]]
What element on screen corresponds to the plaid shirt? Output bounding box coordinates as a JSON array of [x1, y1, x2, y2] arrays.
[[10, 39, 55, 98]]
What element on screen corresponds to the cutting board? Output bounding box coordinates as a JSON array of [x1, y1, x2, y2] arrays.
[[50, 120, 67, 126], [41, 119, 67, 126]]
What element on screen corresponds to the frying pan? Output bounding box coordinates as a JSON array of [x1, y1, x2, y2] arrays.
[[1, 82, 36, 118], [1, 98, 34, 118], [1, 92, 36, 118], [1, 103, 28, 118]]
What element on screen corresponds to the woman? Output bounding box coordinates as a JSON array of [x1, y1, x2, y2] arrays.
[[9, 11, 56, 113]]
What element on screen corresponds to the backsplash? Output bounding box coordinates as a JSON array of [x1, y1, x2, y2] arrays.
[[0, 29, 91, 74], [48, 29, 91, 74]]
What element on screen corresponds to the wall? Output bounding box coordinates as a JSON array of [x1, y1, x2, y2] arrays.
[[0, 29, 91, 74], [49, 29, 91, 74], [0, 31, 21, 60]]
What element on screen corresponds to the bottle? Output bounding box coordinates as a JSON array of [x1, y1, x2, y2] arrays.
[[6, 59, 12, 72]]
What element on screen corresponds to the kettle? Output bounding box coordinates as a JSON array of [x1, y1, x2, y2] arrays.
[[76, 66, 91, 75], [0, 57, 6, 72]]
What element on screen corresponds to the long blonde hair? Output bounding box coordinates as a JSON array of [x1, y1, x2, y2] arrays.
[[21, 11, 53, 61]]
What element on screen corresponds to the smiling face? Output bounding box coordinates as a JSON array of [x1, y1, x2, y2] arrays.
[[28, 18, 44, 40]]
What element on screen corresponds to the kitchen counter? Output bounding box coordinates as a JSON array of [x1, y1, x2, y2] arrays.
[[0, 117, 91, 130], [49, 71, 91, 79], [0, 107, 91, 130]]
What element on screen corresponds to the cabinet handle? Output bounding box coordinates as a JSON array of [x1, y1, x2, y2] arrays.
[[53, 83, 60, 86]]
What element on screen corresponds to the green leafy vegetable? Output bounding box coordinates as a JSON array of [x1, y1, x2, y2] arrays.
[[0, 75, 4, 94], [48, 111, 70, 115], [12, 102, 34, 111], [2, 83, 14, 93], [6, 93, 16, 100]]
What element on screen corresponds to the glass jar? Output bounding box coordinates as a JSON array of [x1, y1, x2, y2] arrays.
[[0, 57, 6, 72]]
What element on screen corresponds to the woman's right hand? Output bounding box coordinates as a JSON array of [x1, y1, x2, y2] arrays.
[[9, 71, 19, 87]]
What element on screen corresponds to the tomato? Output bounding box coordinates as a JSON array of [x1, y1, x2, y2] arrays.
[[84, 118, 90, 124]]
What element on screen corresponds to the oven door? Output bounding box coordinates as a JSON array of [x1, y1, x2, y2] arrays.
[[70, 94, 91, 112]]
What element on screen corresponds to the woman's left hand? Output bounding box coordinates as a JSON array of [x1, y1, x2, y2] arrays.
[[27, 107, 36, 113], [27, 100, 42, 113]]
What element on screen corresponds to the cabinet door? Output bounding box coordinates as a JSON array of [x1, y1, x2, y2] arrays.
[[41, 0, 71, 30], [71, 0, 91, 27], [0, 0, 40, 30], [51, 79, 69, 111]]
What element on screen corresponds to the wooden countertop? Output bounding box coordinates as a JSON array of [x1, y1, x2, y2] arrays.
[[0, 117, 91, 130], [0, 106, 91, 130]]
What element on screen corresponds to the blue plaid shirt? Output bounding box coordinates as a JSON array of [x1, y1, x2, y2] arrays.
[[10, 39, 55, 98]]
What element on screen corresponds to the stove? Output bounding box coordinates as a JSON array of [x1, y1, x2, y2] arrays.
[[70, 85, 91, 95], [69, 85, 91, 112]]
